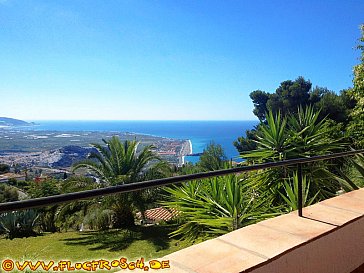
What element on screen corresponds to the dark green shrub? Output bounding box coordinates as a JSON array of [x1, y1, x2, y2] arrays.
[[0, 210, 39, 239]]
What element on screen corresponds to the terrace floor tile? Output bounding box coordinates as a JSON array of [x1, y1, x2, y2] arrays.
[[302, 203, 362, 226], [164, 237, 267, 273], [257, 212, 335, 240], [320, 192, 364, 214], [218, 223, 306, 259]]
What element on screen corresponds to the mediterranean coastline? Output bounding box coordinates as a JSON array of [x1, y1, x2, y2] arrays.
[[0, 120, 257, 175], [0, 129, 192, 172]]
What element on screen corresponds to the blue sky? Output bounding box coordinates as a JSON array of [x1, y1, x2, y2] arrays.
[[1, 0, 363, 121]]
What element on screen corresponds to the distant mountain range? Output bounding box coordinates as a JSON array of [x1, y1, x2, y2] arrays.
[[0, 117, 35, 127]]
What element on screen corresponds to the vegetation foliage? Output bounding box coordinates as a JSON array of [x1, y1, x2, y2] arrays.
[[0, 184, 19, 203], [347, 24, 364, 148], [0, 210, 39, 239], [1, 25, 364, 256], [71, 136, 171, 228], [163, 175, 276, 242]]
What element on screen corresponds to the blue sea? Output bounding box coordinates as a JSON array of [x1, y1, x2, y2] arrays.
[[31, 120, 258, 163]]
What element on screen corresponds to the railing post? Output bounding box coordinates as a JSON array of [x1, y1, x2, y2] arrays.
[[297, 163, 303, 217]]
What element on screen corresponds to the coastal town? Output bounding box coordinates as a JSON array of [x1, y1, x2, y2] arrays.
[[0, 125, 192, 183]]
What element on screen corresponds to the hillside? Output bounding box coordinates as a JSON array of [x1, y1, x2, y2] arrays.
[[0, 117, 33, 127]]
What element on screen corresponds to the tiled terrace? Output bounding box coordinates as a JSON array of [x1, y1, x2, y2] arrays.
[[162, 188, 364, 273]]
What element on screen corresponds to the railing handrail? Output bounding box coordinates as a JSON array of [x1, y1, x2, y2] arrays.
[[0, 149, 363, 214]]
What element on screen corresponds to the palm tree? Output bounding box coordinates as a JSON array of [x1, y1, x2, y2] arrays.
[[72, 136, 167, 228], [73, 136, 161, 185], [56, 176, 99, 231]]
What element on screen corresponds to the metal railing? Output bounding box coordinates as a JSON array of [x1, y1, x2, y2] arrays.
[[0, 149, 363, 216]]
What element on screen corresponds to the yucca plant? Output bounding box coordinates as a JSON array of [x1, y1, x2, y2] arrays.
[[336, 153, 364, 190], [163, 175, 277, 242], [350, 153, 364, 187], [287, 107, 346, 199], [243, 110, 289, 162], [287, 106, 344, 158], [280, 173, 320, 212], [241, 106, 347, 204]]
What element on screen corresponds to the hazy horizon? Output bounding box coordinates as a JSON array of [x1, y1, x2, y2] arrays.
[[0, 117, 259, 122]]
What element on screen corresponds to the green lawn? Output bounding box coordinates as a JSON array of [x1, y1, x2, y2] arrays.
[[0, 225, 192, 271]]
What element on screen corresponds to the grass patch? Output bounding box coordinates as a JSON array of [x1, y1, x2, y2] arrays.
[[0, 225, 192, 263]]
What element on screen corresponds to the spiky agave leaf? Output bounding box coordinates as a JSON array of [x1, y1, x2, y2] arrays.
[[335, 153, 364, 190], [240, 106, 347, 207], [279, 173, 319, 211], [243, 111, 290, 162], [163, 175, 277, 242]]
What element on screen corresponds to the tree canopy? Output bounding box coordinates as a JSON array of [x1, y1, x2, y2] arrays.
[[347, 24, 364, 148], [250, 77, 312, 121], [0, 164, 10, 174], [249, 77, 354, 124], [236, 76, 357, 154], [0, 184, 18, 203], [198, 142, 227, 171]]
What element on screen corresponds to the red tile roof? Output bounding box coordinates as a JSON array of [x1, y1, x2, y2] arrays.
[[139, 207, 178, 222]]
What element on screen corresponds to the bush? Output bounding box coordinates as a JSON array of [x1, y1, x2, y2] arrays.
[[0, 184, 19, 203], [0, 163, 10, 174], [0, 210, 39, 239], [84, 208, 114, 231]]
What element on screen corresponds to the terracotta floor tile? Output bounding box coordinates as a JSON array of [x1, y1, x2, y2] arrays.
[[320, 194, 364, 214], [257, 213, 335, 240], [218, 223, 306, 259], [161, 260, 197, 273], [340, 188, 364, 201], [195, 251, 265, 273], [302, 203, 362, 226], [161, 190, 364, 273], [164, 238, 266, 273]]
